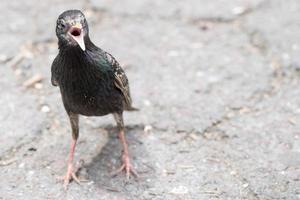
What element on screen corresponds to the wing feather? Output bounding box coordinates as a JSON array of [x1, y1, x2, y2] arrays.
[[104, 52, 132, 109]]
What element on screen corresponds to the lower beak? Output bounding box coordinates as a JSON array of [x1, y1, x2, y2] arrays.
[[68, 25, 86, 51]]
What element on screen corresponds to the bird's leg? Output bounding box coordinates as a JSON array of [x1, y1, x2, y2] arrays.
[[63, 113, 81, 190], [111, 113, 138, 179]]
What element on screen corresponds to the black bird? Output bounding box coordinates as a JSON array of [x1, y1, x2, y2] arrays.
[[51, 10, 138, 189]]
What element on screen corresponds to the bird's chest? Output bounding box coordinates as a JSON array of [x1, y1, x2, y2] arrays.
[[59, 67, 117, 115]]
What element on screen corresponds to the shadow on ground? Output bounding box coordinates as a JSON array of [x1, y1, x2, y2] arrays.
[[84, 125, 155, 198]]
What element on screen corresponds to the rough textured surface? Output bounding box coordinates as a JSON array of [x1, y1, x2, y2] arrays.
[[0, 0, 300, 199]]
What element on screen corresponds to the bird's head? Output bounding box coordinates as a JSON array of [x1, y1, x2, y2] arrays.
[[56, 10, 88, 51]]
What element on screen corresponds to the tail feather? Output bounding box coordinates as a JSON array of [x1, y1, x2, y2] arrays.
[[125, 106, 139, 111]]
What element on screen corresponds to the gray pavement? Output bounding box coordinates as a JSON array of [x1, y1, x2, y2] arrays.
[[0, 0, 300, 199]]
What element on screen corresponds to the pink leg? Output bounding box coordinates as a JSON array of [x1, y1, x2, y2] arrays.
[[63, 139, 81, 190], [111, 129, 138, 179]]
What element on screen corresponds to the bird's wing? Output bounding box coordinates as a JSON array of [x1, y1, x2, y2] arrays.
[[51, 56, 60, 86], [103, 52, 133, 109]]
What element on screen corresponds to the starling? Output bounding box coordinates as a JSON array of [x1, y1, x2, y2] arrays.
[[51, 10, 138, 189]]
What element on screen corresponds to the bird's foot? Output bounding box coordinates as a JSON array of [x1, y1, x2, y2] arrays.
[[111, 153, 138, 179], [58, 161, 87, 190], [63, 164, 81, 190]]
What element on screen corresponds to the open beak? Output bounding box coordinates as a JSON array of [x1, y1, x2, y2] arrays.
[[68, 23, 85, 51]]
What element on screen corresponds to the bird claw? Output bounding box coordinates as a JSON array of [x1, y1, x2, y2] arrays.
[[57, 163, 88, 190], [111, 154, 138, 179], [63, 171, 80, 190]]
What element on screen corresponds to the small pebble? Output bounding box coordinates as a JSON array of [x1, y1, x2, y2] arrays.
[[34, 83, 43, 89], [144, 125, 153, 133], [0, 54, 8, 62], [188, 133, 198, 141], [28, 170, 35, 176], [170, 186, 188, 194], [230, 170, 237, 175], [232, 6, 246, 15], [41, 105, 50, 113], [18, 163, 25, 168], [144, 100, 151, 106], [17, 192, 24, 196], [28, 147, 37, 151]]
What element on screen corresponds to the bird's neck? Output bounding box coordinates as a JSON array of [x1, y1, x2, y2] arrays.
[[58, 37, 99, 70]]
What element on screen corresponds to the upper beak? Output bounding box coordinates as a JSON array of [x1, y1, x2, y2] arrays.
[[68, 23, 85, 51]]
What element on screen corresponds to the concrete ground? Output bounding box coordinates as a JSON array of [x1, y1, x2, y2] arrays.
[[0, 0, 300, 199]]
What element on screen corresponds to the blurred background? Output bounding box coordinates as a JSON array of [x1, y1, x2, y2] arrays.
[[1, 0, 300, 199]]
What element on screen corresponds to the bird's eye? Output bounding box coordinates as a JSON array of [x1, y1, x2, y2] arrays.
[[57, 23, 66, 30], [57, 19, 66, 30]]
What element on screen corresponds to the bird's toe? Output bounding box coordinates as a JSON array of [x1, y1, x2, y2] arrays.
[[111, 155, 138, 179]]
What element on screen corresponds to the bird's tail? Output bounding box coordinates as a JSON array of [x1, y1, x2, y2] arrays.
[[126, 106, 140, 111]]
